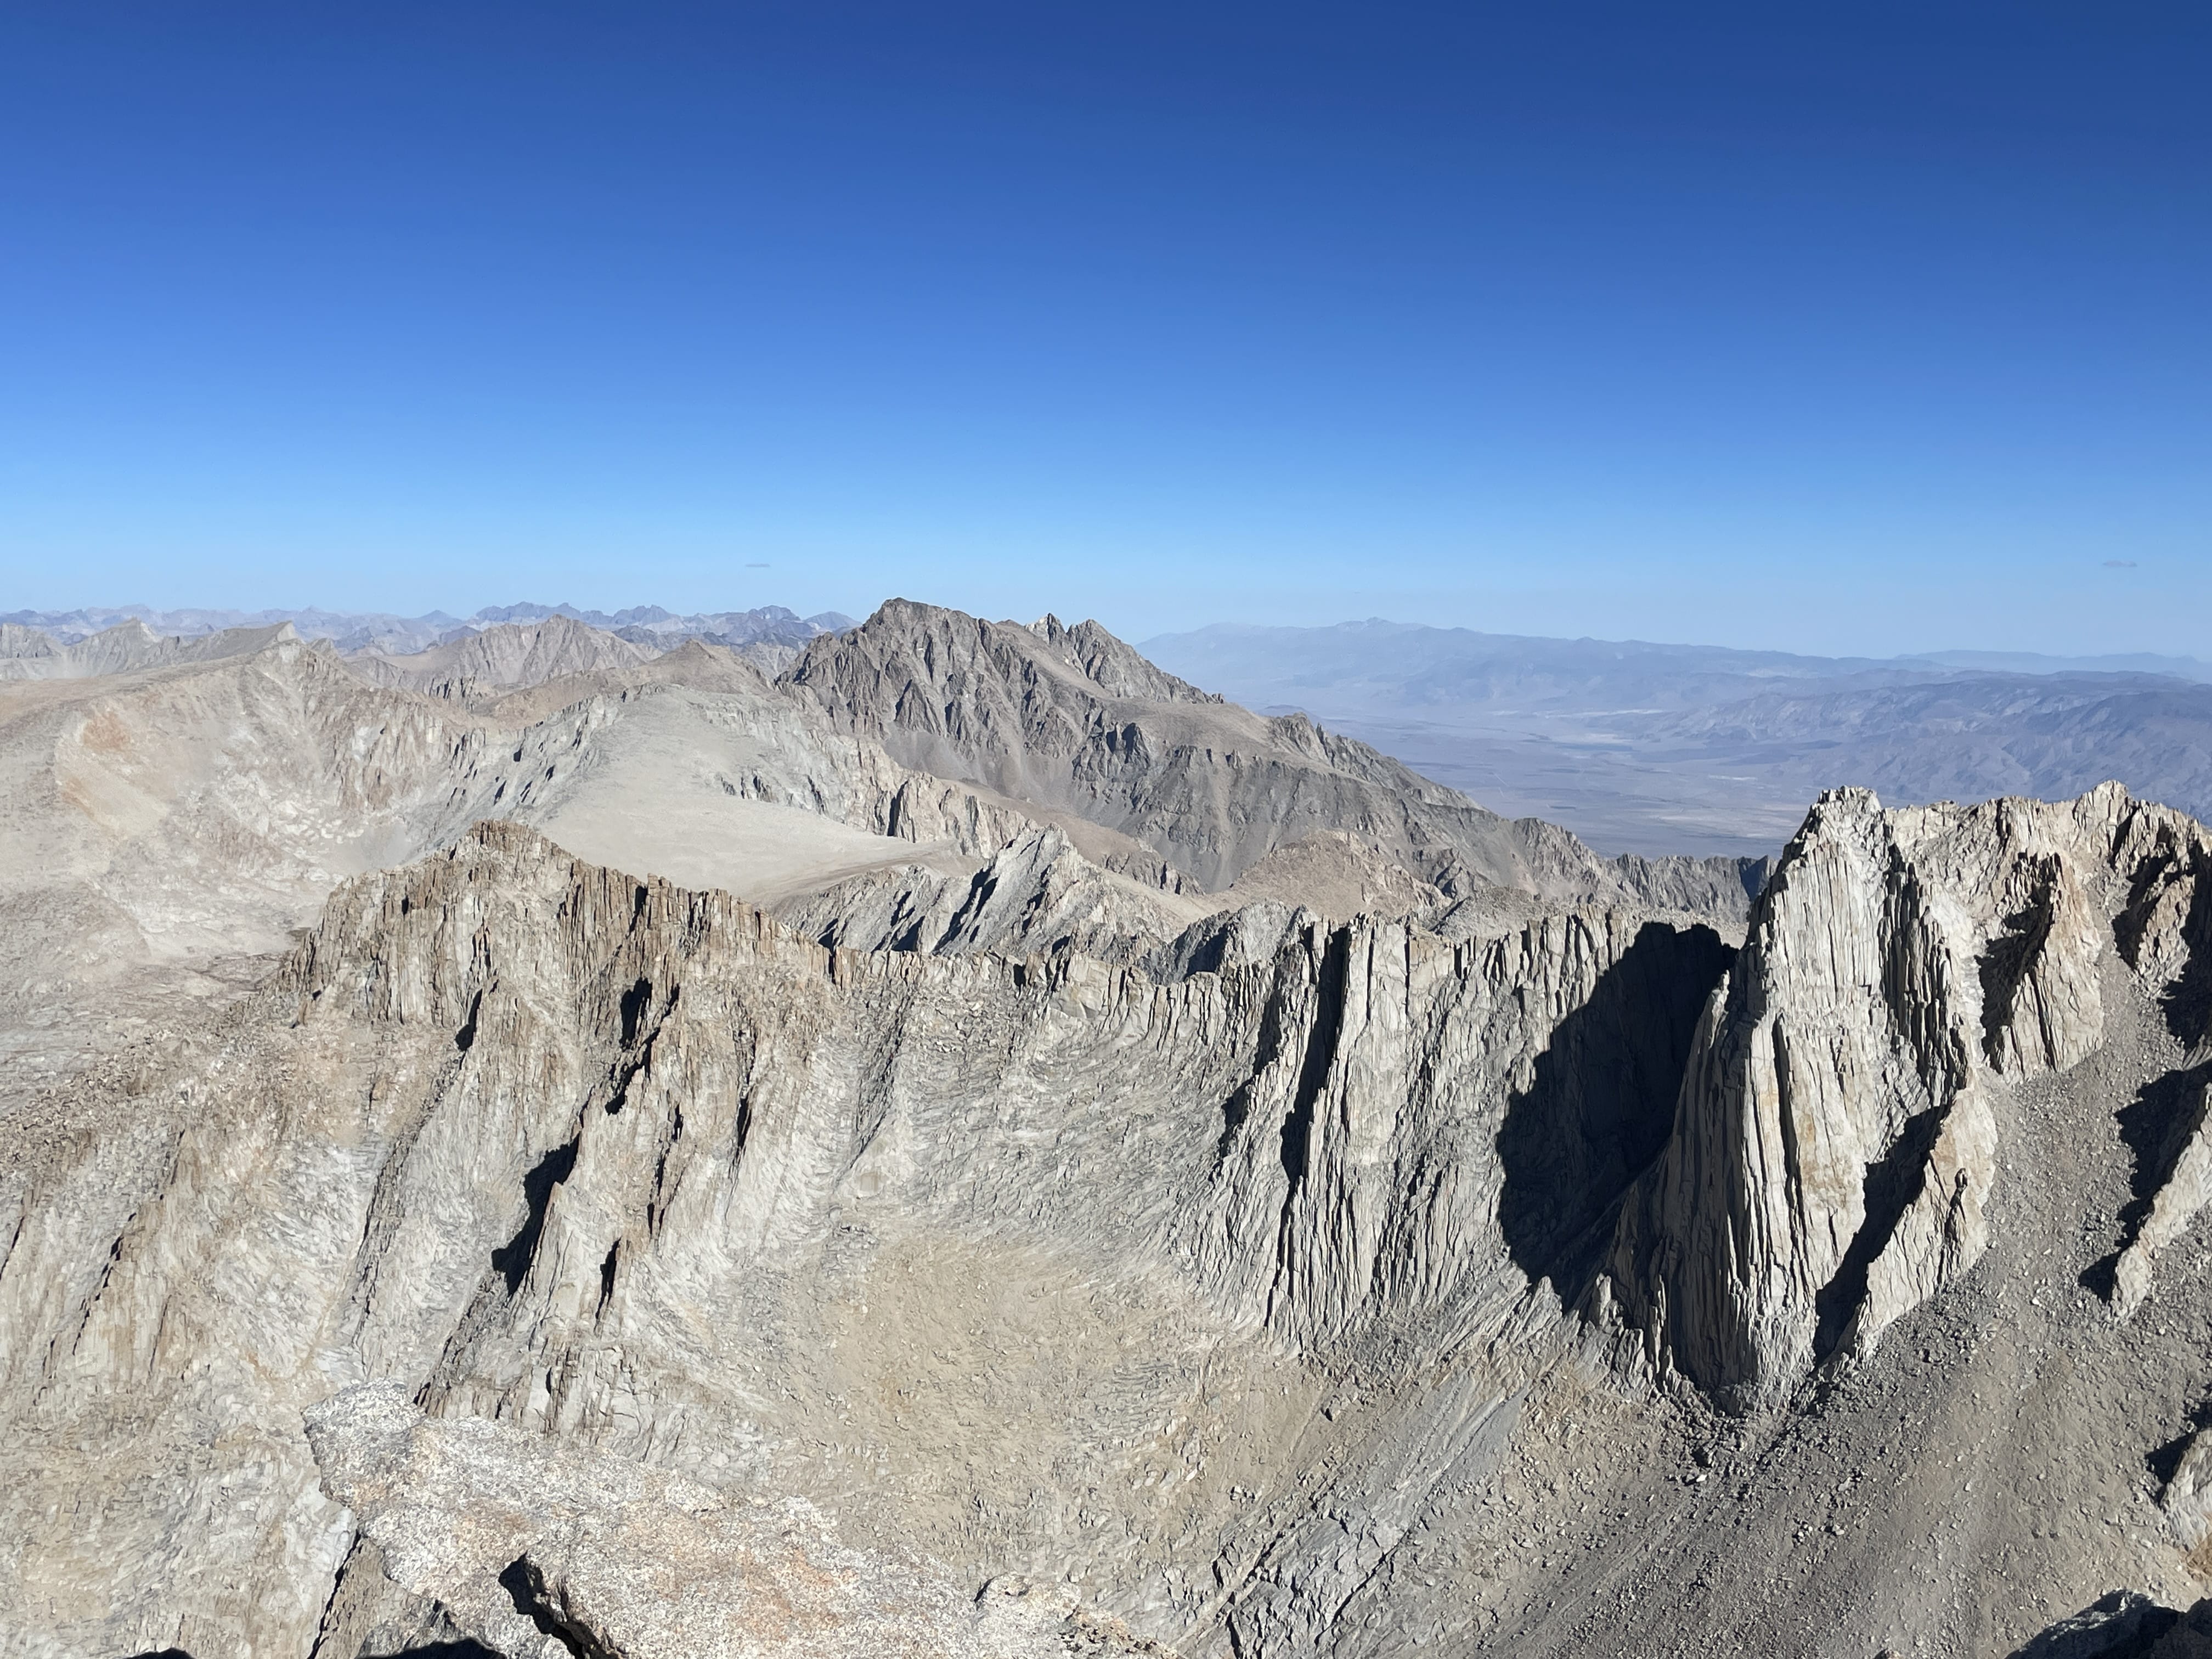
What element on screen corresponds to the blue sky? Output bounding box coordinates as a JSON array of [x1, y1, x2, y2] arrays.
[[1, 2, 2204, 653]]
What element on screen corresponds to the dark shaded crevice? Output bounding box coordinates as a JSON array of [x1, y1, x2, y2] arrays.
[[646, 1104, 686, 1233], [1213, 1084, 1253, 1165], [1978, 878, 2055, 1065], [604, 1063, 635, 1115], [619, 977, 652, 1047], [2083, 1060, 2212, 1298], [1181, 925, 1232, 979], [603, 1047, 648, 1116], [454, 989, 482, 1053], [608, 980, 676, 1112], [1278, 930, 1352, 1194], [2163, 865, 2212, 1049], [498, 1557, 602, 1658], [1812, 1102, 1945, 1361], [491, 1136, 580, 1296], [1498, 922, 1734, 1308], [2117, 843, 2186, 969], [597, 1240, 619, 1312], [1264, 929, 1353, 1315]]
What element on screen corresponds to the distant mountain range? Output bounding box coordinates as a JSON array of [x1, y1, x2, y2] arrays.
[[0, 601, 859, 656], [9, 602, 2207, 860], [1143, 620, 2212, 856]]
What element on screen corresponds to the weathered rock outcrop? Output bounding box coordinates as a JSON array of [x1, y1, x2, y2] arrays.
[[1608, 783, 2207, 1409]]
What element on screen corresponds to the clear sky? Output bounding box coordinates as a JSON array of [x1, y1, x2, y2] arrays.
[[1, 3, 2204, 653]]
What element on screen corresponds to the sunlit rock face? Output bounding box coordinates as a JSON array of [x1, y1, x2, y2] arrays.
[[8, 606, 2212, 1657]]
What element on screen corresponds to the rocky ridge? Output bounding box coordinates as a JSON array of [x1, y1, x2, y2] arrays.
[[5, 772, 2212, 1654], [8, 602, 2212, 1657], [0, 619, 302, 680], [787, 600, 1765, 910], [344, 615, 657, 699], [0, 602, 1765, 1120]]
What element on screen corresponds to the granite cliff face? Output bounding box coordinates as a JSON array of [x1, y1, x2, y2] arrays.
[[7, 604, 2212, 1657], [1611, 783, 2209, 1412], [0, 820, 1737, 1655]]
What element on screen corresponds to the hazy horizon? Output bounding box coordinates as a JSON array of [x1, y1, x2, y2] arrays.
[[10, 594, 2212, 674]]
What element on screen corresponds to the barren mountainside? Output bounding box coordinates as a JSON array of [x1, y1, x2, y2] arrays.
[[1143, 620, 2212, 860], [2, 600, 2210, 1658]]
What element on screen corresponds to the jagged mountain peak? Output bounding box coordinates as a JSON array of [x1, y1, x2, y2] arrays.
[[781, 599, 1759, 911], [795, 597, 1218, 710]]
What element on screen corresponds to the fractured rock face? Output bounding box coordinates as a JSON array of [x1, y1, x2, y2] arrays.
[[2114, 1080, 2212, 1319], [1607, 785, 2187, 1409], [1611, 789, 1993, 1407], [0, 819, 1734, 1656], [1980, 852, 2107, 1076]]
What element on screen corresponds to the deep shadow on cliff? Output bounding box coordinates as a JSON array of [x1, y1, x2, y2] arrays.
[[1496, 919, 1733, 1307]]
